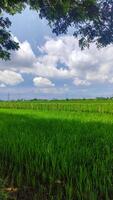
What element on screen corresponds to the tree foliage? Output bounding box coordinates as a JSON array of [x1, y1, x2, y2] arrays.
[[0, 16, 19, 60], [0, 0, 26, 60], [0, 0, 113, 60]]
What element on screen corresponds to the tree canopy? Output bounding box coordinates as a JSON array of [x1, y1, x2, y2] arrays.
[[0, 0, 113, 60]]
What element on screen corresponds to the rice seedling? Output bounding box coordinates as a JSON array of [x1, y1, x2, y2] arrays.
[[0, 100, 113, 199]]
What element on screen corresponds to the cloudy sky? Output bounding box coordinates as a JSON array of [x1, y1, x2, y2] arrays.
[[1, 7, 113, 100]]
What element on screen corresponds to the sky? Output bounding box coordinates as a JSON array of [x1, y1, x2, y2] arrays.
[[1, 7, 113, 100]]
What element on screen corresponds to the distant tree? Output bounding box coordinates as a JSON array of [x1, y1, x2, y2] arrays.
[[1, 0, 113, 60]]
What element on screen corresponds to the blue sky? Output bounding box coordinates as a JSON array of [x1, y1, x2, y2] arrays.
[[0, 7, 113, 100]]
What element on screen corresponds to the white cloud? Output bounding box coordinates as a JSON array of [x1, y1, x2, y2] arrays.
[[33, 36, 77, 79], [34, 36, 113, 86], [109, 77, 113, 83], [33, 77, 55, 88], [37, 86, 69, 95], [73, 78, 90, 86], [13, 40, 35, 66], [1, 35, 113, 97], [0, 83, 6, 88], [1, 35, 113, 86], [0, 39, 36, 72], [0, 70, 24, 86], [33, 77, 69, 96], [33, 61, 72, 79]]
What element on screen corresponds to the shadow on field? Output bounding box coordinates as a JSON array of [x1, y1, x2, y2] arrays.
[[0, 111, 113, 200]]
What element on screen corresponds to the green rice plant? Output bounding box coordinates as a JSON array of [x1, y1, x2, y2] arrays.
[[0, 99, 113, 114], [0, 100, 113, 199], [0, 179, 7, 200]]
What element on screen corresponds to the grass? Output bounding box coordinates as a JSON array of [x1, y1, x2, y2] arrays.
[[0, 178, 7, 200], [0, 101, 113, 199], [0, 99, 113, 114]]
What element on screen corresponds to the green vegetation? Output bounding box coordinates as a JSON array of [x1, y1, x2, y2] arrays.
[[1, 0, 113, 60], [0, 100, 113, 199], [0, 99, 113, 114], [0, 179, 7, 200]]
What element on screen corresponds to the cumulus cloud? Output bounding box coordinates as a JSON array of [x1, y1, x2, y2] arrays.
[[13, 40, 36, 68], [0, 83, 6, 88], [73, 78, 90, 86], [0, 70, 24, 86], [1, 35, 113, 86], [1, 35, 113, 97], [37, 85, 69, 95], [33, 77, 55, 88], [34, 36, 113, 86], [0, 38, 36, 72]]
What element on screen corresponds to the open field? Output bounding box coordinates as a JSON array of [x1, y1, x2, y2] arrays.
[[0, 100, 113, 199], [0, 99, 113, 114]]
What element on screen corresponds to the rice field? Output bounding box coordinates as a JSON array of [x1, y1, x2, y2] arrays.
[[0, 100, 113, 199]]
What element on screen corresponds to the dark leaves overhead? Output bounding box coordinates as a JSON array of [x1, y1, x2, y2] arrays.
[[77, 0, 113, 48], [1, 0, 113, 60], [0, 16, 19, 60]]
